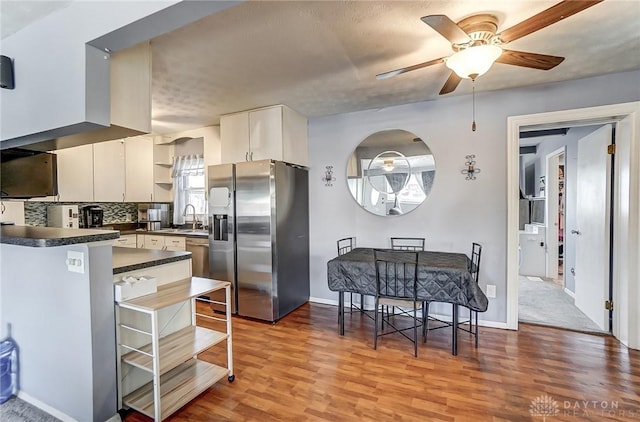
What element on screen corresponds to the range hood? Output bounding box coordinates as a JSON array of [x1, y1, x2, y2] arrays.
[[1, 42, 151, 152]]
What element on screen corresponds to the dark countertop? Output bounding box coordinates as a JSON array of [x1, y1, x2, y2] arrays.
[[113, 246, 191, 274], [0, 225, 119, 247]]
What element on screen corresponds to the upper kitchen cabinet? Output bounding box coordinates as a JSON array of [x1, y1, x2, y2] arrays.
[[94, 140, 126, 202], [220, 105, 308, 166], [125, 136, 155, 202], [56, 144, 94, 202]]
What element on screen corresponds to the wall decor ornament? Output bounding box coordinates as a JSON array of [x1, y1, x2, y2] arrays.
[[461, 155, 481, 180], [346, 129, 435, 217], [322, 165, 336, 186]]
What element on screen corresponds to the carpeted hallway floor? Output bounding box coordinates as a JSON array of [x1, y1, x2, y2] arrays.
[[518, 275, 607, 333], [0, 397, 60, 422]]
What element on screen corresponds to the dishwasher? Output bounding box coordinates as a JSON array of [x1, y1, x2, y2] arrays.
[[185, 237, 209, 278]]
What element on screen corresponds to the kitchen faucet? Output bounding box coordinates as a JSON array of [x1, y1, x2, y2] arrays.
[[182, 204, 198, 230]]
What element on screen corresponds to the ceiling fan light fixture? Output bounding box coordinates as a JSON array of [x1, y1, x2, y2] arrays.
[[383, 159, 395, 172], [446, 45, 503, 79]]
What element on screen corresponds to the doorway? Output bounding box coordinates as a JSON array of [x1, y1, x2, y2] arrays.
[[506, 102, 640, 350], [517, 127, 609, 333]]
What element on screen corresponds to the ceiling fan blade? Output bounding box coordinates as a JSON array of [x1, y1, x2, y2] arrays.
[[376, 57, 445, 80], [497, 0, 603, 44], [496, 49, 565, 70], [421, 15, 471, 45], [439, 71, 462, 95]]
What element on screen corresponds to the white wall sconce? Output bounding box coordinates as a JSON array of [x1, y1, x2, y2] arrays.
[[461, 155, 481, 180], [322, 165, 336, 186]]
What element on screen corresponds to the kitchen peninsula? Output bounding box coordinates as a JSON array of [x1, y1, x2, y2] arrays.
[[0, 226, 192, 422]]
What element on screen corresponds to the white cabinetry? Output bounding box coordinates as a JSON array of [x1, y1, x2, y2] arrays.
[[519, 230, 546, 277], [144, 234, 166, 250], [220, 112, 249, 164], [220, 105, 308, 166], [56, 144, 94, 202], [116, 277, 234, 421], [113, 234, 137, 248], [125, 136, 155, 202], [164, 236, 186, 251], [94, 140, 126, 202], [141, 234, 186, 251]]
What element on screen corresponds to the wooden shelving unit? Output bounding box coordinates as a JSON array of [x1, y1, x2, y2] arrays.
[[116, 277, 234, 421]]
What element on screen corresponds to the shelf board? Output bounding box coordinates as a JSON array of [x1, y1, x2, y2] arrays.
[[122, 326, 227, 374], [123, 359, 228, 420], [154, 162, 173, 166], [154, 181, 173, 185], [119, 277, 229, 312]]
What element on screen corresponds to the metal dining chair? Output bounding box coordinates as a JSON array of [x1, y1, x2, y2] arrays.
[[337, 237, 363, 314], [389, 237, 425, 318], [391, 237, 425, 251], [373, 249, 424, 357], [467, 242, 482, 347], [423, 242, 482, 350]]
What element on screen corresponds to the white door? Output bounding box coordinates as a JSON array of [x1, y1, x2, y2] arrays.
[[220, 112, 250, 164], [249, 106, 283, 161], [56, 144, 94, 202], [545, 151, 561, 280], [574, 124, 612, 331], [125, 136, 154, 202], [94, 139, 126, 202]]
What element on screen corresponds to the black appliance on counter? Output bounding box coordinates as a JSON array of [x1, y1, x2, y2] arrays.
[[81, 205, 103, 228], [0, 149, 58, 199]]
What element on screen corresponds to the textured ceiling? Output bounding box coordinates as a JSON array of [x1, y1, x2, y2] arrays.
[[150, 0, 640, 133], [3, 1, 640, 135], [0, 1, 72, 39]]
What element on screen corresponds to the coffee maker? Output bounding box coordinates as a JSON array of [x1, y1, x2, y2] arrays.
[[81, 205, 103, 228]]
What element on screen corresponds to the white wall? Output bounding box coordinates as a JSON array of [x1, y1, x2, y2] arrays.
[[0, 242, 115, 421], [0, 201, 25, 225], [0, 2, 176, 142], [0, 1, 240, 146], [308, 70, 640, 324]]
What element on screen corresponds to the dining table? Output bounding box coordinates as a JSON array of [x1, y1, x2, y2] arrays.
[[327, 248, 489, 355]]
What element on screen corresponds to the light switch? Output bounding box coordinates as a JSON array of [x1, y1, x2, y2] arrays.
[[486, 284, 496, 298], [67, 251, 85, 274]]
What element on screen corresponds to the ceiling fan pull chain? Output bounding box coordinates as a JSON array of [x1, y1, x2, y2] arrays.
[[472, 80, 477, 132]]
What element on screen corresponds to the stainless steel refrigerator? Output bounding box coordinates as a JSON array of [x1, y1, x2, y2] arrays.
[[208, 160, 310, 322]]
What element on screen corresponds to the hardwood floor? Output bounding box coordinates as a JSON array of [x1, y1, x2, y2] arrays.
[[124, 303, 640, 421]]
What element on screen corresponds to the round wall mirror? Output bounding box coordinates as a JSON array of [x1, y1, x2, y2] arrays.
[[347, 129, 435, 216]]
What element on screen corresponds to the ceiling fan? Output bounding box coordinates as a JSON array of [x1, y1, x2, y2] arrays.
[[376, 0, 603, 95]]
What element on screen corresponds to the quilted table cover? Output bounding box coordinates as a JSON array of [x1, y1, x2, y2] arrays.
[[327, 248, 488, 312]]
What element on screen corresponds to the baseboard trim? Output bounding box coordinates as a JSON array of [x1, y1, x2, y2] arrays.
[[564, 287, 576, 298], [17, 391, 75, 422], [16, 391, 121, 422], [308, 297, 509, 329]]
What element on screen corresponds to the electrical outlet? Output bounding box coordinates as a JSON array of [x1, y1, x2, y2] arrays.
[[486, 284, 496, 298], [67, 251, 85, 274]]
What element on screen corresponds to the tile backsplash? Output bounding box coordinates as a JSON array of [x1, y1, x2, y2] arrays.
[[24, 202, 171, 226]]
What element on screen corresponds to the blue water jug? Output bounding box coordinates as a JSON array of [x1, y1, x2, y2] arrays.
[[0, 336, 18, 404]]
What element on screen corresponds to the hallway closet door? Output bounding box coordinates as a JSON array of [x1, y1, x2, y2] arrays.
[[574, 124, 612, 331]]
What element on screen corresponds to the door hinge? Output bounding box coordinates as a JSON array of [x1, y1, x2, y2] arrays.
[[607, 144, 616, 154], [605, 300, 614, 311]]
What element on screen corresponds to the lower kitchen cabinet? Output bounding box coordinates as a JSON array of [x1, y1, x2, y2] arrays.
[[113, 234, 137, 248], [140, 234, 186, 251], [164, 236, 185, 251], [115, 277, 234, 421]]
